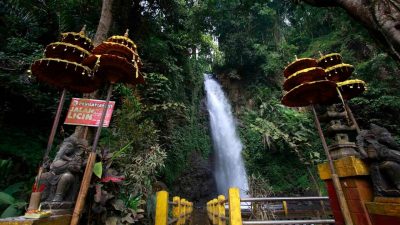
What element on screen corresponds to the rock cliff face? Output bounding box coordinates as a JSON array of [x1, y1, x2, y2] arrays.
[[215, 73, 261, 116], [172, 151, 217, 205], [216, 73, 244, 113]]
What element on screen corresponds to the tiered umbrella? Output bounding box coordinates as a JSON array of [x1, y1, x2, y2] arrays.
[[337, 79, 367, 100], [283, 67, 326, 91], [84, 29, 144, 84], [60, 30, 94, 51], [317, 53, 342, 69], [71, 30, 144, 225], [281, 54, 367, 107], [28, 26, 98, 212], [281, 58, 338, 107], [318, 53, 367, 103], [318, 53, 367, 133], [283, 58, 318, 78], [31, 26, 101, 93], [324, 63, 354, 82], [279, 54, 369, 225]]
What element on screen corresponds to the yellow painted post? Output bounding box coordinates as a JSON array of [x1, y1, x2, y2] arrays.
[[173, 196, 181, 225], [228, 188, 242, 225], [155, 191, 169, 225], [213, 198, 218, 225], [282, 201, 288, 217], [178, 198, 184, 225], [181, 199, 187, 224], [218, 195, 226, 225]]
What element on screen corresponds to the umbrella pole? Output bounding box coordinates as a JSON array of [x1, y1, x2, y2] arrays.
[[28, 88, 67, 211], [311, 105, 354, 225], [70, 84, 113, 225], [336, 87, 352, 125], [45, 88, 68, 159], [343, 101, 360, 133], [336, 85, 360, 133]]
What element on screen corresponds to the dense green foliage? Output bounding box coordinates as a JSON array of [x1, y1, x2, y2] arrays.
[[1, 1, 400, 221]]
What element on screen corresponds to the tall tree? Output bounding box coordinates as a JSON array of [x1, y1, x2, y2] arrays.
[[93, 0, 114, 46]]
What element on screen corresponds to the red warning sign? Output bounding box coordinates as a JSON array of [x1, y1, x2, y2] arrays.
[[64, 98, 115, 127]]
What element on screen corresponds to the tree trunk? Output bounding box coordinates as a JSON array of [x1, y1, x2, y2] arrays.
[[93, 0, 114, 46], [301, 0, 400, 61], [74, 0, 114, 141]]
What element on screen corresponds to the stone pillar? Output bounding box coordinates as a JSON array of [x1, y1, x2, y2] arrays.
[[319, 106, 359, 160], [318, 156, 373, 225]]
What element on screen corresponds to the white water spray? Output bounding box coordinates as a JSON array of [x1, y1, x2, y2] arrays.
[[204, 74, 249, 196]]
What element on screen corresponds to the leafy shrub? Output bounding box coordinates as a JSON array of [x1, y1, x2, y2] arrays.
[[239, 87, 323, 193], [0, 183, 26, 218]]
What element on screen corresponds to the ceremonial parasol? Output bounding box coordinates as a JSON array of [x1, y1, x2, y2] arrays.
[[282, 80, 338, 107], [324, 63, 354, 82], [60, 29, 94, 52], [88, 29, 143, 84], [317, 53, 342, 69], [44, 42, 91, 63], [283, 67, 325, 91], [107, 35, 137, 51], [93, 41, 139, 62], [107, 31, 142, 68], [283, 57, 318, 78], [319, 53, 365, 132], [337, 79, 367, 101], [31, 26, 101, 93], [31, 58, 99, 93], [83, 54, 144, 85]]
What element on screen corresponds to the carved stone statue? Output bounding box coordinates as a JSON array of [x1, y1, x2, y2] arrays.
[[357, 124, 400, 197], [38, 135, 88, 209]]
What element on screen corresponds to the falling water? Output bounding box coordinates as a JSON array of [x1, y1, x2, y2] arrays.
[[204, 74, 249, 196]]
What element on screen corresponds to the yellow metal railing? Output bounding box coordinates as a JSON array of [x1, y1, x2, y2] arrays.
[[155, 191, 193, 225], [207, 187, 334, 225], [207, 188, 240, 225]]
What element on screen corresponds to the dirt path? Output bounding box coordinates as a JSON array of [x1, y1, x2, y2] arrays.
[[190, 207, 210, 225]]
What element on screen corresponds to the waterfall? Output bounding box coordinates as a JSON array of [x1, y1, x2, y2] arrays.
[[204, 74, 249, 196]]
